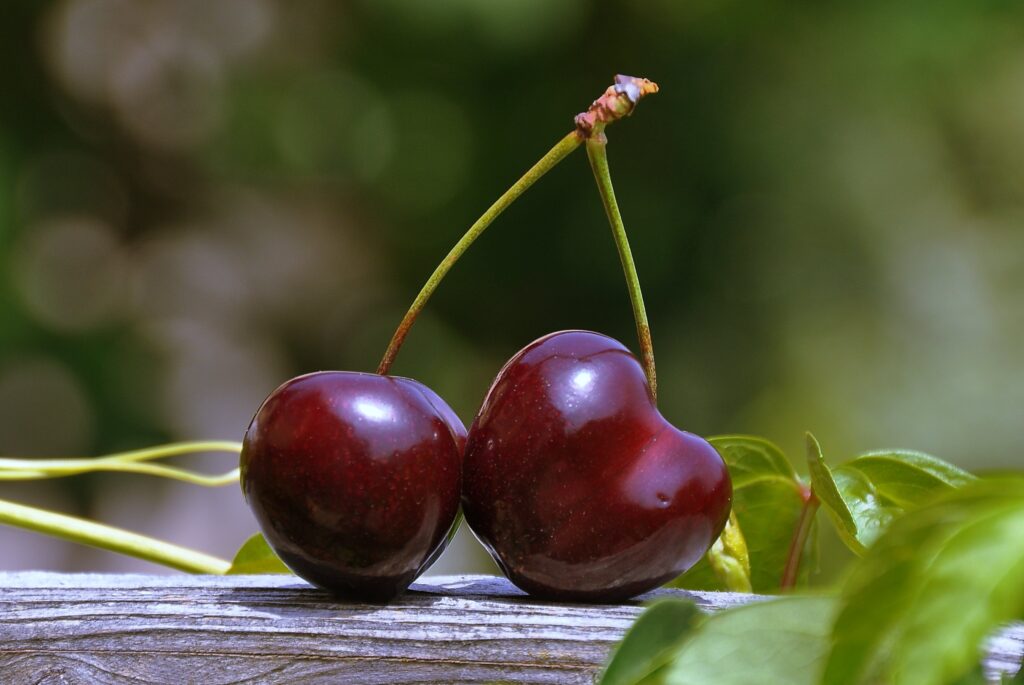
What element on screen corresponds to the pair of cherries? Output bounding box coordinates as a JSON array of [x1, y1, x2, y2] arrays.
[[242, 75, 732, 602], [240, 329, 732, 602]]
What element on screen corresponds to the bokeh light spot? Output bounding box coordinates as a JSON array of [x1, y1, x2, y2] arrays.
[[0, 358, 94, 456], [13, 216, 128, 332]]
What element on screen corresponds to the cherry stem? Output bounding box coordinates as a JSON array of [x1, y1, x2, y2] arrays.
[[780, 486, 820, 590], [585, 134, 657, 401], [377, 74, 660, 376], [376, 131, 582, 375], [0, 497, 231, 574]]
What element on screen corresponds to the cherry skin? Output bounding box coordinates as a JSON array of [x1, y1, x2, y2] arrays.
[[462, 330, 732, 602], [240, 371, 465, 601]]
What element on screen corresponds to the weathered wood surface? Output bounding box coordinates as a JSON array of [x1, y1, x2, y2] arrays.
[[0, 573, 1019, 684]]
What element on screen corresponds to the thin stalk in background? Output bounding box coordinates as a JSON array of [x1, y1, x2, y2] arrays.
[[0, 441, 242, 572], [780, 487, 820, 590], [0, 441, 242, 486], [0, 498, 231, 574]]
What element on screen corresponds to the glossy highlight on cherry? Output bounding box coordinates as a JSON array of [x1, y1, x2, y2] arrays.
[[462, 330, 732, 602]]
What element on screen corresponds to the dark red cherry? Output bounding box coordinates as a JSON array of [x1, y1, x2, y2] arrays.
[[462, 330, 732, 602], [240, 371, 465, 601]]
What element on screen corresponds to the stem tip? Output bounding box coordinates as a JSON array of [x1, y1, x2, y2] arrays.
[[575, 75, 660, 138]]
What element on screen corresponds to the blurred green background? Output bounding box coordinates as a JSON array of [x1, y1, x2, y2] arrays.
[[1, 0, 1022, 575]]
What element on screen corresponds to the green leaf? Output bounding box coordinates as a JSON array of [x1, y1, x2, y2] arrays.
[[675, 436, 811, 592], [227, 533, 292, 574], [824, 477, 1024, 685], [653, 595, 838, 685], [710, 435, 796, 487], [705, 511, 752, 593], [600, 599, 703, 685], [829, 449, 976, 552], [829, 464, 903, 550], [840, 449, 975, 508], [804, 433, 862, 553]]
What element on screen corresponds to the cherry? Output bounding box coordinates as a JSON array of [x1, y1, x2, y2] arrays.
[[240, 371, 464, 601], [462, 330, 732, 602]]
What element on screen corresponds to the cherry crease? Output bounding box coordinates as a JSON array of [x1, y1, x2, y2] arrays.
[[240, 371, 465, 601], [462, 330, 732, 602]]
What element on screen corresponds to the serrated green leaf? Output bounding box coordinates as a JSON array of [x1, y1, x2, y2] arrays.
[[828, 449, 976, 552], [675, 436, 810, 593], [227, 533, 292, 575], [805, 433, 862, 553], [824, 477, 1024, 685], [600, 599, 703, 685], [652, 595, 837, 685]]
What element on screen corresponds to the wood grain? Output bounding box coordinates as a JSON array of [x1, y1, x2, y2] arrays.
[[0, 573, 1019, 684]]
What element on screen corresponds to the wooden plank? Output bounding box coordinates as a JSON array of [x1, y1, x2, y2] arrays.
[[0, 573, 1019, 684]]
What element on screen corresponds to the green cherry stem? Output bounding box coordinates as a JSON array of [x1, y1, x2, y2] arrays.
[[377, 131, 582, 375], [0, 498, 231, 574], [585, 134, 657, 401], [376, 74, 660, 376]]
